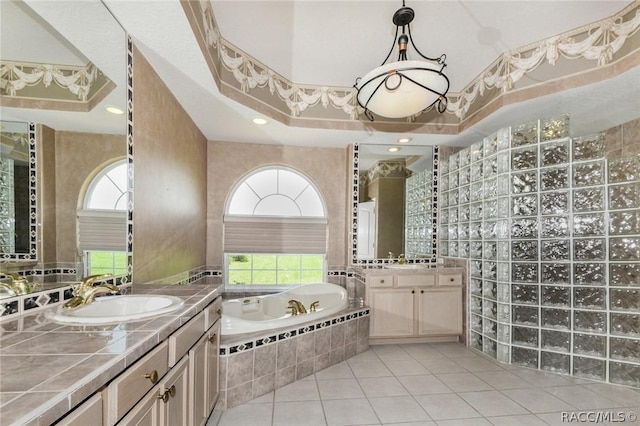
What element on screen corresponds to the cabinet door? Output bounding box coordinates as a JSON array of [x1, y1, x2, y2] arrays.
[[418, 288, 462, 336], [118, 387, 161, 426], [190, 334, 209, 426], [369, 288, 415, 337], [159, 356, 190, 426], [206, 322, 221, 414], [57, 393, 103, 426]]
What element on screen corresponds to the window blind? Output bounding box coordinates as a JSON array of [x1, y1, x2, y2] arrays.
[[223, 216, 327, 254], [77, 210, 127, 251]]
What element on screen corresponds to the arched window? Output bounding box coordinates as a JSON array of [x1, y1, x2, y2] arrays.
[[224, 166, 327, 288], [78, 160, 127, 276]]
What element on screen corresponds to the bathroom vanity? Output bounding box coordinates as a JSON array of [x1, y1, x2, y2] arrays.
[[357, 267, 464, 343], [0, 284, 222, 426]]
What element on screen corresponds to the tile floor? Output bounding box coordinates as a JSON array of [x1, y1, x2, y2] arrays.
[[209, 342, 640, 426]]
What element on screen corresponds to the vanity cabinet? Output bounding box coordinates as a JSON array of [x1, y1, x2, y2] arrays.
[[56, 393, 103, 425], [366, 271, 463, 341]]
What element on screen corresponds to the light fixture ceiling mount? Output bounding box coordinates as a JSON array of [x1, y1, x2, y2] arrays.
[[354, 1, 450, 121]]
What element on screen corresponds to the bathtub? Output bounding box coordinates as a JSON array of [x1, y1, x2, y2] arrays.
[[221, 283, 349, 335]]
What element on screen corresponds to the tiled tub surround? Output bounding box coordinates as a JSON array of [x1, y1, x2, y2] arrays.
[[439, 115, 640, 388], [0, 283, 221, 425], [218, 306, 370, 409]]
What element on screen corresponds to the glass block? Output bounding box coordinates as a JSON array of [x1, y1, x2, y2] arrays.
[[512, 326, 538, 347], [483, 261, 497, 281], [497, 174, 510, 196], [459, 167, 470, 186], [573, 213, 605, 237], [459, 241, 469, 257], [542, 308, 570, 330], [471, 314, 483, 332], [459, 148, 471, 168], [440, 243, 448, 257], [540, 140, 569, 166], [573, 357, 605, 381], [610, 337, 640, 362], [609, 361, 640, 387], [512, 263, 538, 283], [511, 120, 538, 147], [483, 200, 497, 220], [541, 285, 570, 307], [470, 296, 482, 313], [540, 167, 569, 191], [448, 224, 458, 240], [573, 238, 605, 261], [449, 153, 459, 172], [541, 191, 569, 215], [471, 161, 483, 183], [541, 240, 570, 261], [512, 194, 537, 216], [448, 241, 458, 257], [449, 170, 459, 189], [483, 242, 497, 260], [458, 223, 469, 240], [470, 241, 483, 259], [541, 352, 570, 374], [608, 156, 640, 183], [470, 278, 482, 296], [512, 240, 538, 261], [542, 263, 571, 284], [573, 287, 607, 310], [441, 157, 450, 175], [483, 339, 497, 359], [498, 282, 510, 302], [512, 171, 537, 194], [497, 151, 510, 174], [574, 263, 606, 286], [441, 175, 449, 192], [449, 207, 458, 224], [512, 147, 538, 170], [609, 237, 640, 261], [497, 242, 510, 261], [540, 115, 569, 142], [470, 332, 483, 351], [440, 192, 449, 209], [572, 133, 605, 161], [540, 216, 569, 238], [512, 305, 538, 326], [610, 264, 640, 286], [497, 198, 510, 219], [484, 178, 497, 199], [470, 222, 482, 240], [497, 127, 510, 151], [459, 186, 470, 205], [574, 333, 607, 357], [573, 161, 605, 187], [484, 134, 498, 157], [511, 346, 538, 368], [471, 141, 483, 163], [611, 313, 640, 337], [471, 260, 483, 278], [574, 310, 607, 333], [512, 283, 538, 304], [441, 210, 449, 225], [512, 218, 538, 239], [609, 183, 640, 210], [541, 330, 570, 352], [483, 280, 497, 300], [483, 318, 497, 338], [470, 182, 483, 203], [483, 300, 497, 319], [483, 221, 497, 240], [573, 187, 605, 212], [470, 203, 483, 221], [496, 219, 510, 239], [609, 210, 640, 235], [484, 157, 497, 179], [498, 324, 510, 344], [449, 189, 459, 206], [498, 302, 510, 322]]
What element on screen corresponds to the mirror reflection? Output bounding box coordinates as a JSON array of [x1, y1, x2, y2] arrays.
[[0, 0, 128, 296], [356, 144, 434, 261]]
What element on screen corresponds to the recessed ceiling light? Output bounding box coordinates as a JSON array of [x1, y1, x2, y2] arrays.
[[105, 106, 124, 115], [252, 118, 268, 125], [388, 147, 400, 152], [397, 137, 412, 143]]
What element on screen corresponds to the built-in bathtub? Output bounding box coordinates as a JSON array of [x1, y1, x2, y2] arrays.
[[221, 283, 350, 335]]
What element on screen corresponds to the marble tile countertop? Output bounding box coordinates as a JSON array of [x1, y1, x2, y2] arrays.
[[353, 266, 465, 276], [0, 283, 222, 426]]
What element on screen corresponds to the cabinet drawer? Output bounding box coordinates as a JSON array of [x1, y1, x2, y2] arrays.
[[169, 310, 205, 366], [106, 340, 168, 424], [438, 273, 463, 287], [396, 274, 435, 288], [204, 296, 222, 331], [368, 275, 393, 288]]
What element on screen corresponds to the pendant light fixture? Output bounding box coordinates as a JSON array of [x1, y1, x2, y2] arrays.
[[354, 1, 450, 121]]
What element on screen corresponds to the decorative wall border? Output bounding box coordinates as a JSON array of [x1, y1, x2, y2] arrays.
[[125, 36, 134, 285]]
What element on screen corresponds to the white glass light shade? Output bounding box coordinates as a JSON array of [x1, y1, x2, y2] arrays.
[[356, 60, 449, 118]]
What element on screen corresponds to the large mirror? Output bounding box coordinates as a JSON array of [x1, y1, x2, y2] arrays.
[[354, 144, 436, 263], [0, 0, 128, 293]]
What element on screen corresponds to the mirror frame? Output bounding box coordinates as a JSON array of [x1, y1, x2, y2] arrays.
[[0, 122, 37, 261], [350, 143, 440, 266]]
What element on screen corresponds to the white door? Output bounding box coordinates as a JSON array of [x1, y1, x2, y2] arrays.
[[357, 201, 376, 259]]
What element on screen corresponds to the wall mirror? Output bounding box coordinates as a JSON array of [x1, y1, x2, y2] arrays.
[[0, 0, 129, 292], [352, 143, 437, 264]]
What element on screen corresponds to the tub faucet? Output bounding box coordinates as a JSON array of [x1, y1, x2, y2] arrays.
[[309, 301, 320, 312], [398, 254, 406, 264], [64, 274, 119, 309], [288, 299, 307, 314]]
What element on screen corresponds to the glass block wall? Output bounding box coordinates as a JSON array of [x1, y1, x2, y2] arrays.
[[405, 168, 433, 258], [439, 115, 640, 388], [0, 157, 15, 253]]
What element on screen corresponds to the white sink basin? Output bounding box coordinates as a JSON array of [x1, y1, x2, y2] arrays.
[[385, 264, 426, 269], [46, 295, 184, 324]]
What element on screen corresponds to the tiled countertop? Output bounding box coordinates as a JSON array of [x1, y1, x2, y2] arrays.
[[0, 283, 222, 426]]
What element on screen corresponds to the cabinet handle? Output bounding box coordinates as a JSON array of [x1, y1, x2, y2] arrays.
[[143, 370, 158, 384], [208, 333, 217, 343], [421, 290, 424, 294], [216, 308, 222, 315], [168, 385, 176, 397], [411, 290, 415, 294], [380, 279, 384, 284], [157, 390, 170, 403], [450, 277, 455, 282]]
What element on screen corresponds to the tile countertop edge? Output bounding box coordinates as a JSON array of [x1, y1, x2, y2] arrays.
[[2, 284, 222, 426]]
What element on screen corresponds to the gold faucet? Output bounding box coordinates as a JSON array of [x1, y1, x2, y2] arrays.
[[288, 299, 307, 314], [63, 274, 118, 309], [309, 301, 320, 312], [388, 252, 395, 262], [398, 254, 407, 264], [0, 273, 36, 296]]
